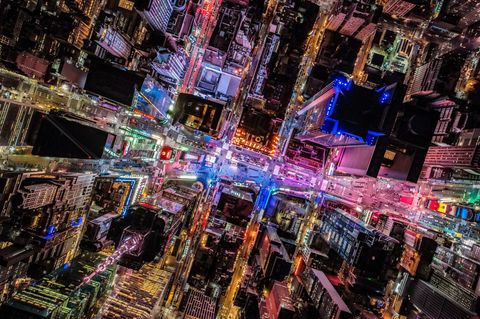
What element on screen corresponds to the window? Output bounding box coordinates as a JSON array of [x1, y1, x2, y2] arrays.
[[118, 0, 134, 10]]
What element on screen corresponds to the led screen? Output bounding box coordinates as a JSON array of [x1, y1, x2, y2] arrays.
[[136, 76, 172, 118]]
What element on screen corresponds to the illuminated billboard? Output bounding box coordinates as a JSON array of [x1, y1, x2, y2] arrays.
[[160, 145, 174, 161], [136, 76, 173, 119], [455, 206, 480, 222]]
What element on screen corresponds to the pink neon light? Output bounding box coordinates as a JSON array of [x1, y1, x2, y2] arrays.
[[82, 233, 143, 284]]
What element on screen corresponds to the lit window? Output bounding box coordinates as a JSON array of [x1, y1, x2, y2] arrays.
[[118, 0, 134, 10]]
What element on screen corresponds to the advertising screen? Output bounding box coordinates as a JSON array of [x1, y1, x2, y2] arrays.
[[136, 76, 172, 119]]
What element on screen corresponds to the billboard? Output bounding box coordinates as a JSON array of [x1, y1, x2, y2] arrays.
[[136, 76, 172, 119]]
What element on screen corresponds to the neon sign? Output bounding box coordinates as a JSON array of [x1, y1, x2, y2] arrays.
[[82, 233, 143, 284]]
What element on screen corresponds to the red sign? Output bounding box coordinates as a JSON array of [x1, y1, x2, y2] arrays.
[[427, 200, 439, 211], [425, 199, 451, 214], [160, 146, 173, 160], [400, 195, 414, 205]]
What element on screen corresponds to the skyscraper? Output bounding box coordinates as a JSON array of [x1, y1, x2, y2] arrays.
[[136, 0, 174, 33]]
